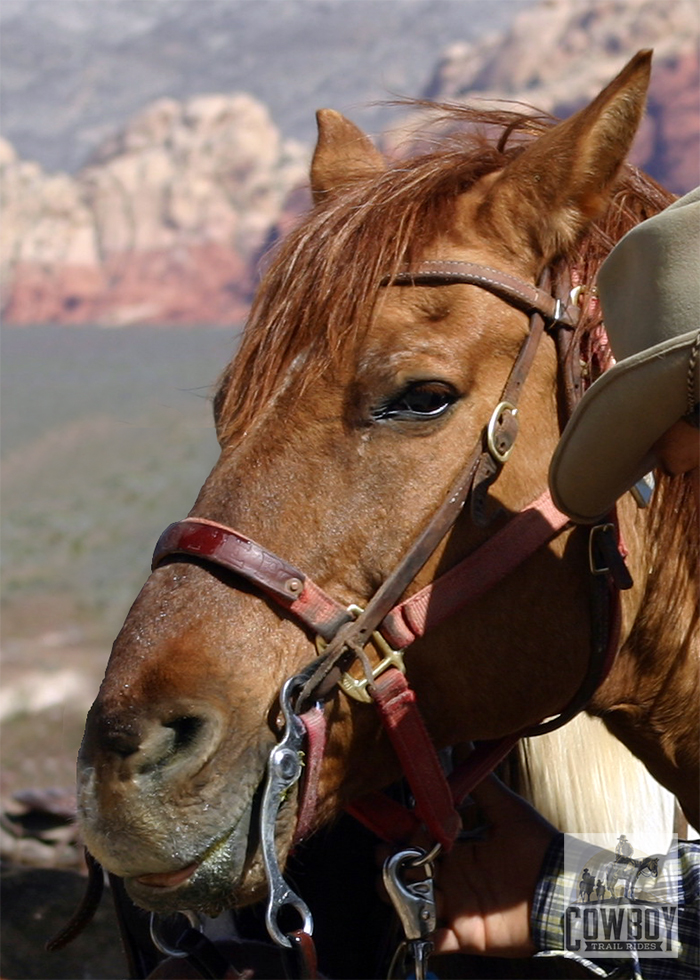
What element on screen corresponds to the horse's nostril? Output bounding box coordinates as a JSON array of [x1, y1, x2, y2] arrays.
[[164, 715, 205, 755], [87, 702, 221, 778], [104, 729, 141, 759], [135, 714, 211, 775]]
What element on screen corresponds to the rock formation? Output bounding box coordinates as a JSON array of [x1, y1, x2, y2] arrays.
[[1, 94, 308, 326], [2, 0, 697, 326], [420, 0, 699, 195]]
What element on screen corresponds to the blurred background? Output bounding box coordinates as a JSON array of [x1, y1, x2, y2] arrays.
[[1, 0, 698, 974]]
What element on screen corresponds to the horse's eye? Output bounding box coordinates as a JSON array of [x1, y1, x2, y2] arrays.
[[373, 381, 458, 422]]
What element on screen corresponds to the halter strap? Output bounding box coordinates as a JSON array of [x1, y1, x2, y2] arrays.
[[151, 493, 567, 659], [151, 264, 591, 851], [150, 260, 628, 862], [152, 517, 353, 642]]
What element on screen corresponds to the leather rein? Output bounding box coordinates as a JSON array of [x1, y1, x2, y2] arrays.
[[151, 260, 627, 852]]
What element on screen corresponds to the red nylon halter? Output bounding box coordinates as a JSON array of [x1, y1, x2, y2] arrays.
[[151, 494, 621, 849], [150, 260, 624, 852], [151, 490, 568, 655]]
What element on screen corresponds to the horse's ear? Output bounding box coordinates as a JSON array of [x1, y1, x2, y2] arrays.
[[478, 50, 653, 260], [310, 109, 386, 205]]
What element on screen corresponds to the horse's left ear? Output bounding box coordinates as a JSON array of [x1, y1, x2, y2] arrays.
[[477, 49, 653, 260], [310, 109, 386, 205]]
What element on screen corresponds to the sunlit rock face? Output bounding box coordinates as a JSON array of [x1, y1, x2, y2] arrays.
[[420, 0, 699, 196], [2, 0, 697, 326], [1, 94, 308, 326]]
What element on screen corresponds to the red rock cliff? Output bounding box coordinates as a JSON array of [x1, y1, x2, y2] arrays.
[[1, 94, 308, 326]]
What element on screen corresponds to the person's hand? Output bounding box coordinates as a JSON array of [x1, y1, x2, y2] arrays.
[[432, 774, 558, 958]]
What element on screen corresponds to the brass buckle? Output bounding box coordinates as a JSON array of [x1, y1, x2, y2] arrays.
[[486, 401, 518, 463], [315, 604, 406, 704]]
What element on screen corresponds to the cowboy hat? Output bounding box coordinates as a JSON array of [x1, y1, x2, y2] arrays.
[[549, 187, 700, 524]]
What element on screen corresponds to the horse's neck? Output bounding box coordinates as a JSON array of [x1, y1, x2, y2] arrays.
[[589, 494, 699, 828]]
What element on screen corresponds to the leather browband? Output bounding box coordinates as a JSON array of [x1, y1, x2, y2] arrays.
[[387, 260, 578, 327]]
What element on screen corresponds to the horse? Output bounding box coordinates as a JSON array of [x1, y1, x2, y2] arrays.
[[604, 855, 660, 901], [76, 50, 698, 977]]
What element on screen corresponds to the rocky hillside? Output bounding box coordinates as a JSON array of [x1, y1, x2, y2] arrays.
[[2, 0, 697, 327], [421, 0, 699, 195], [0, 0, 523, 174], [1, 95, 308, 326]]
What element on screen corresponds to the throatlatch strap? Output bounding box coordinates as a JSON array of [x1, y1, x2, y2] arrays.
[[382, 490, 570, 648]]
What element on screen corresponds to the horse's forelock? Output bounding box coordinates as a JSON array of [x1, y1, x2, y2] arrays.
[[214, 104, 673, 451]]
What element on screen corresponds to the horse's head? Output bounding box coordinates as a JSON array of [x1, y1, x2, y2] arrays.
[[79, 53, 657, 914]]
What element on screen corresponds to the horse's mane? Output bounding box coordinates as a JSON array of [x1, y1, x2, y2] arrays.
[[215, 102, 697, 601], [216, 103, 670, 440], [515, 713, 677, 837]]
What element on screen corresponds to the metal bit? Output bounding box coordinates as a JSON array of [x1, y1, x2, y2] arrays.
[[260, 672, 314, 948]]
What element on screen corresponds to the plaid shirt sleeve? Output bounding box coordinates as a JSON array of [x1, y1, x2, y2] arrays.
[[531, 834, 700, 980]]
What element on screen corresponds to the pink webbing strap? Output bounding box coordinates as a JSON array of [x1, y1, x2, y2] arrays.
[[346, 557, 625, 847], [381, 490, 570, 649], [345, 735, 520, 847], [293, 706, 327, 845], [370, 669, 462, 850], [345, 793, 422, 844], [447, 735, 522, 805]]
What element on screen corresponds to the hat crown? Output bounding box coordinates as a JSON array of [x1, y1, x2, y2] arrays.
[[598, 189, 700, 363]]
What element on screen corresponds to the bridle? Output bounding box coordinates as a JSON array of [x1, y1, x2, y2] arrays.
[[154, 261, 578, 665], [149, 261, 632, 966], [152, 262, 585, 741], [151, 259, 631, 930], [54, 261, 632, 978], [152, 260, 620, 733]]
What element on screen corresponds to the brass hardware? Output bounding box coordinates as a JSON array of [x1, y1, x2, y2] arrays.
[[315, 604, 406, 704], [486, 401, 518, 464]]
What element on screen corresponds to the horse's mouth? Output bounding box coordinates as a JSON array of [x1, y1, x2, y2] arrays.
[[124, 785, 268, 914], [127, 837, 241, 913], [131, 815, 240, 893], [135, 861, 201, 889]]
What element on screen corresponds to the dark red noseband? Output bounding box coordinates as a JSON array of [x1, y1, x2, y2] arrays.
[[153, 517, 353, 642]]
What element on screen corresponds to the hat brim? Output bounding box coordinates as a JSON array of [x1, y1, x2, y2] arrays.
[[549, 331, 698, 523]]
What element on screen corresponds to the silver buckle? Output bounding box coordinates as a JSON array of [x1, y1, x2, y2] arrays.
[[588, 523, 615, 576]]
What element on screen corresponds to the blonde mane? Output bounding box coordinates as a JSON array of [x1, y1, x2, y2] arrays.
[[518, 716, 679, 839]]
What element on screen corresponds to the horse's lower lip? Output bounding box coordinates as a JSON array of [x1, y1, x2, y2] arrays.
[[134, 862, 200, 889]]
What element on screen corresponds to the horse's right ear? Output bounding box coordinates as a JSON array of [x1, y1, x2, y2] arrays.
[[476, 49, 653, 262], [310, 109, 386, 205]]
